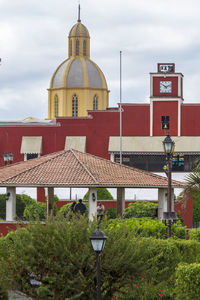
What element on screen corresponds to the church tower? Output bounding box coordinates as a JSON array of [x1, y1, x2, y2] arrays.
[[48, 6, 109, 119]]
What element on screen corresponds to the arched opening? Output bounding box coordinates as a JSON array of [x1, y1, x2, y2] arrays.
[[76, 39, 79, 56], [54, 95, 59, 117], [93, 95, 98, 110], [69, 40, 72, 56], [83, 40, 87, 56], [72, 94, 78, 117]]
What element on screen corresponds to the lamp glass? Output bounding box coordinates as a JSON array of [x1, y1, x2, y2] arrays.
[[91, 239, 104, 252]]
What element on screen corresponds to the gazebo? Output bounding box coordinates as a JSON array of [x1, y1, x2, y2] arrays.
[[0, 149, 183, 221]]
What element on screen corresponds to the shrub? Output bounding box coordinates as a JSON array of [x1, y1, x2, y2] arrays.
[[107, 218, 186, 239], [193, 191, 200, 225], [23, 201, 46, 220], [104, 207, 117, 219], [124, 201, 158, 218], [188, 227, 200, 241], [175, 263, 200, 299], [83, 188, 113, 200]]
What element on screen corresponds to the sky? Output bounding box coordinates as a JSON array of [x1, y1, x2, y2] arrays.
[[1, 0, 200, 120]]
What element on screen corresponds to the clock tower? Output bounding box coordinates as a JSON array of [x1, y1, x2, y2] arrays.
[[150, 63, 184, 137]]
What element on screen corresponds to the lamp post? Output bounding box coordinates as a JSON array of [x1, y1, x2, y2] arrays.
[[162, 133, 175, 238], [90, 225, 107, 300], [3, 152, 13, 165]]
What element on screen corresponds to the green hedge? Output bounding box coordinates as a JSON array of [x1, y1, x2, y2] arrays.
[[108, 218, 186, 239], [83, 188, 113, 200], [124, 201, 158, 218], [176, 263, 200, 299]]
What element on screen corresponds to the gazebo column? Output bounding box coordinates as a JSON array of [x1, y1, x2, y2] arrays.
[[117, 187, 125, 218], [47, 187, 54, 217], [88, 188, 97, 221], [158, 188, 175, 220], [6, 187, 16, 221]]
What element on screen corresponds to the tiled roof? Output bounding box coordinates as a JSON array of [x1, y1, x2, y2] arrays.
[[0, 149, 184, 188]]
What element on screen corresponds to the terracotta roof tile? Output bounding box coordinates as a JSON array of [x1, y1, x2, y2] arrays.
[[0, 149, 184, 188]]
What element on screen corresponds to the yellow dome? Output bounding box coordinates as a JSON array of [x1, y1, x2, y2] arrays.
[[50, 57, 108, 90], [69, 22, 90, 38], [48, 10, 109, 119]]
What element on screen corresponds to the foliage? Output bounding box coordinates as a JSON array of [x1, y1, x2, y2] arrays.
[[0, 193, 35, 220], [175, 263, 200, 300], [23, 201, 46, 220], [192, 191, 200, 224], [83, 188, 113, 200], [104, 207, 117, 219], [184, 158, 200, 193], [107, 218, 186, 239], [124, 201, 158, 218], [0, 218, 196, 299], [188, 227, 200, 241]]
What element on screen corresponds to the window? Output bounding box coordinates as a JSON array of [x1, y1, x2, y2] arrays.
[[83, 40, 87, 56], [93, 95, 98, 110], [69, 40, 72, 56], [26, 153, 38, 160], [161, 116, 170, 130], [72, 94, 78, 117], [54, 95, 59, 117], [76, 39, 79, 56]]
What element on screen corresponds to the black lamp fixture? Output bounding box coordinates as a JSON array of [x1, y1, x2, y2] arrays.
[[162, 133, 176, 237], [162, 133, 175, 156], [3, 152, 13, 165], [90, 226, 107, 300]]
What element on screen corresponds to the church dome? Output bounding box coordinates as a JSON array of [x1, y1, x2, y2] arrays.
[[50, 57, 108, 89]]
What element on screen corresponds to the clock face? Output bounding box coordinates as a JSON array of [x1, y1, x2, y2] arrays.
[[160, 81, 172, 93]]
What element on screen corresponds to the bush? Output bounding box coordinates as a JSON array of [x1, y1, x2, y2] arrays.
[[193, 191, 200, 225], [0, 218, 195, 299], [188, 227, 200, 241], [83, 188, 113, 200], [175, 263, 200, 299], [125, 201, 158, 218], [107, 218, 186, 239], [23, 201, 46, 220], [104, 207, 117, 219]]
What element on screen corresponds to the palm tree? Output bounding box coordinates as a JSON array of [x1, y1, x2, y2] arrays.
[[184, 159, 200, 193]]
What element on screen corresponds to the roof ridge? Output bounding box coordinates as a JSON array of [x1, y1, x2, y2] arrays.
[[0, 151, 66, 184], [71, 149, 98, 184]]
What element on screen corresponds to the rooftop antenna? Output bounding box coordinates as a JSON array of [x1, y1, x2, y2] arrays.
[[119, 51, 122, 164], [78, 3, 81, 22]]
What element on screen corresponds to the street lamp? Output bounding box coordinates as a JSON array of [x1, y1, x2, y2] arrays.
[[162, 133, 175, 238], [3, 152, 13, 165], [90, 225, 107, 300]]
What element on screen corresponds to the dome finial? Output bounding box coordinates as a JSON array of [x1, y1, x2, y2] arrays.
[[78, 3, 81, 22]]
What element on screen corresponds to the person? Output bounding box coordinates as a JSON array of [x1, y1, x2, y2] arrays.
[[70, 201, 76, 213], [74, 199, 86, 215], [97, 202, 104, 222]]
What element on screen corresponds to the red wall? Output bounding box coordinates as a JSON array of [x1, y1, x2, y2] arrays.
[[153, 101, 178, 136], [153, 77, 179, 97], [181, 104, 200, 136]]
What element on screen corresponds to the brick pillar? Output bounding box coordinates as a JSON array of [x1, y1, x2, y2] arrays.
[[37, 187, 46, 202]]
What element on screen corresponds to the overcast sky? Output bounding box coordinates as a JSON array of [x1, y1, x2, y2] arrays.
[[1, 0, 200, 120]]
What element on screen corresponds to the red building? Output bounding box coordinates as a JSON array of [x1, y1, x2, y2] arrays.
[[0, 63, 200, 175]]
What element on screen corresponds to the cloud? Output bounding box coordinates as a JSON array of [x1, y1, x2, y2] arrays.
[[0, 0, 200, 120]]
